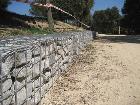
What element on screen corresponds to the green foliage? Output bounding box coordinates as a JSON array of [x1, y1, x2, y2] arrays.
[[30, 6, 47, 16], [30, 0, 94, 25], [30, 0, 47, 17], [121, 0, 140, 34], [0, 27, 54, 37], [23, 27, 54, 35], [52, 0, 93, 18], [0, 0, 10, 9], [92, 6, 121, 34]]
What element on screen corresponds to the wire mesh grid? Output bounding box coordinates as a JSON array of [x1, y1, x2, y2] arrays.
[[0, 31, 93, 105]]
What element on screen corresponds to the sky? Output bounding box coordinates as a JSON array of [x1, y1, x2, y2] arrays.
[[90, 0, 125, 15], [7, 1, 32, 16], [7, 0, 125, 16]]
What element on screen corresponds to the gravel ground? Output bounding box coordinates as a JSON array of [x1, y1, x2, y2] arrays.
[[42, 35, 140, 105]]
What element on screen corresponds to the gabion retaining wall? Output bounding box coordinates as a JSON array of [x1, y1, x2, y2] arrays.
[[0, 31, 93, 105]]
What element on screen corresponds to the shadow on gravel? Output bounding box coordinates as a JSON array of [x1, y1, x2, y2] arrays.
[[98, 35, 140, 44]]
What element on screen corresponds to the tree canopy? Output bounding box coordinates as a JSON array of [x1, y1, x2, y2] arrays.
[[92, 6, 121, 34], [121, 0, 140, 34], [30, 0, 94, 25], [0, 0, 10, 9]]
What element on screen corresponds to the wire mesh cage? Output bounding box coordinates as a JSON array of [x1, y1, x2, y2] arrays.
[[0, 31, 93, 105]]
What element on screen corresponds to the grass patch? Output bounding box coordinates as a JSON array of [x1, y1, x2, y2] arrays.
[[23, 27, 54, 35], [0, 27, 55, 37]]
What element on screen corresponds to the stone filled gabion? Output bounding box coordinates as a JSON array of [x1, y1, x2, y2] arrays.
[[0, 31, 93, 105]]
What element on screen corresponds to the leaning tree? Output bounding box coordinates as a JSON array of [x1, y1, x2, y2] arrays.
[[30, 0, 94, 25]]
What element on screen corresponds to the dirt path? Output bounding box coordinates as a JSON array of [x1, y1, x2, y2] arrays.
[[42, 35, 140, 105]]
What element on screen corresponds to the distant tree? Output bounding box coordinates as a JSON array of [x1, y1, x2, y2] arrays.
[[92, 6, 121, 34], [121, 0, 140, 34]]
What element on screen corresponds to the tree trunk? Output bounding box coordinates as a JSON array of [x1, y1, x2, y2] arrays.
[[46, 0, 54, 30]]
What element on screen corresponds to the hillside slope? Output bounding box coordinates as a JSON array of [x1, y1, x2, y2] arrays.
[[0, 9, 84, 37]]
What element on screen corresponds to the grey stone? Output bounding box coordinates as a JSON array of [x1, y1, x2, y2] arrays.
[[2, 78, 12, 93], [0, 31, 93, 105]]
